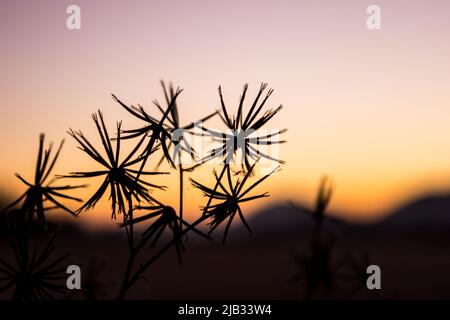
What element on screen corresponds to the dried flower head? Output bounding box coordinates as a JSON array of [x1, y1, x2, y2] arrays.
[[198, 83, 286, 173], [0, 234, 69, 300], [153, 81, 218, 168], [63, 111, 167, 219], [1, 134, 85, 226], [112, 87, 182, 168], [191, 161, 279, 244]]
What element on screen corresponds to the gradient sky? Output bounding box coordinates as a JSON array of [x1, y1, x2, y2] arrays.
[[1, 0, 450, 225]]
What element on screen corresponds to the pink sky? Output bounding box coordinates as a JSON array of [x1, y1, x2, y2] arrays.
[[1, 0, 450, 225]]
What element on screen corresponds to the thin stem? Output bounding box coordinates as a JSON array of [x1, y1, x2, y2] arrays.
[[117, 215, 208, 299], [179, 164, 183, 232], [134, 136, 157, 181], [117, 195, 135, 300], [128, 196, 134, 251], [117, 250, 136, 300], [202, 163, 227, 216], [134, 91, 177, 182]]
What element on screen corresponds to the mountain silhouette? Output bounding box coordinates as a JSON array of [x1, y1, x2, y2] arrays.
[[228, 202, 346, 242], [377, 193, 450, 231], [228, 192, 450, 240]]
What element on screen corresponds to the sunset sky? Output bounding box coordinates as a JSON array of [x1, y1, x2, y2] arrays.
[[1, 0, 450, 225]]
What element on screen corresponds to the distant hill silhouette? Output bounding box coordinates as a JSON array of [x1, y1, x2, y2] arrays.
[[3, 191, 450, 237], [229, 193, 450, 239], [228, 202, 346, 242], [377, 193, 450, 231], [247, 204, 313, 234]]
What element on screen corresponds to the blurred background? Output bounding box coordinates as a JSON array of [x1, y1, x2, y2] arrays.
[[1, 0, 450, 226]]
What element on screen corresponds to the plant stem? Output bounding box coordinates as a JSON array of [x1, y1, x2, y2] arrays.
[[202, 163, 227, 216], [134, 137, 156, 181], [117, 250, 136, 300], [117, 195, 135, 300], [117, 215, 208, 299], [128, 196, 134, 251], [179, 164, 184, 231]]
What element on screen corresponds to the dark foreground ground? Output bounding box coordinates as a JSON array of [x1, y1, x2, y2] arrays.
[[2, 193, 450, 300]]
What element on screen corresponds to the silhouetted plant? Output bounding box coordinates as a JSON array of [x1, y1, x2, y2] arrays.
[[289, 176, 338, 299], [289, 177, 383, 299], [110, 83, 285, 299], [121, 205, 209, 264], [0, 135, 81, 300], [146, 82, 218, 231], [336, 250, 393, 299], [78, 258, 112, 300], [313, 176, 334, 228], [199, 83, 286, 172], [2, 81, 286, 301], [63, 111, 166, 219], [191, 161, 279, 244], [116, 158, 278, 299], [153, 81, 218, 168], [289, 237, 336, 299], [0, 234, 68, 300], [1, 134, 85, 227], [0, 209, 23, 234], [62, 110, 175, 300], [114, 82, 218, 232], [289, 176, 335, 228], [62, 111, 171, 257], [107, 82, 221, 299], [111, 87, 182, 169], [196, 83, 286, 221], [337, 251, 374, 298]]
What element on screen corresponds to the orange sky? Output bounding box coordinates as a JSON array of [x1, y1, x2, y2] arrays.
[[1, 0, 450, 225]]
